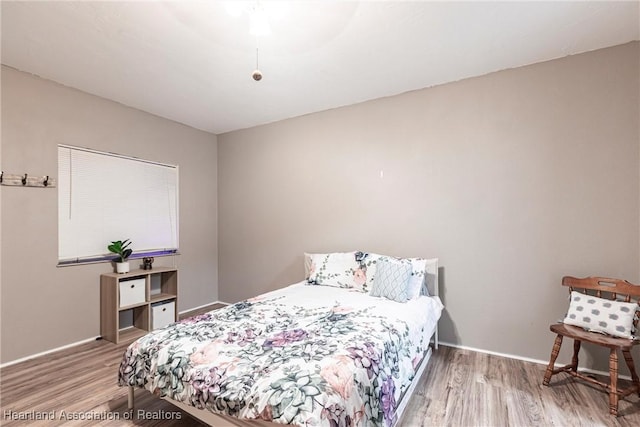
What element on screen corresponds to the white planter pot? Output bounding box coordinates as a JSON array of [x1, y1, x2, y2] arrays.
[[116, 261, 130, 274]]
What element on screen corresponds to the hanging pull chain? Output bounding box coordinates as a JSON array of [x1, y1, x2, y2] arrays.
[[252, 38, 263, 81]]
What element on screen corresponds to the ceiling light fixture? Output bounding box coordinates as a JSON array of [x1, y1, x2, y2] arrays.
[[226, 1, 273, 81], [250, 3, 268, 81]]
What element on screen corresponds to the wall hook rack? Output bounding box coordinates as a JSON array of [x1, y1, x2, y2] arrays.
[[0, 171, 56, 188]]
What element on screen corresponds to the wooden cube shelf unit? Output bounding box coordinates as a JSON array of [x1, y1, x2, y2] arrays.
[[100, 267, 178, 344]]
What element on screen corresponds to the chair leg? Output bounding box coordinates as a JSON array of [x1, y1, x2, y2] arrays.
[[621, 350, 640, 397], [609, 349, 619, 416], [543, 334, 563, 386], [569, 339, 581, 372]]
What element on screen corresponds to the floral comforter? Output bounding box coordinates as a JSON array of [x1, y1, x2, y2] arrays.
[[118, 282, 443, 426]]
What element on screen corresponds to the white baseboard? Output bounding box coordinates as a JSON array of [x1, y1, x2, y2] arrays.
[[0, 336, 101, 369], [1, 300, 229, 369], [439, 341, 633, 381], [179, 300, 229, 314]]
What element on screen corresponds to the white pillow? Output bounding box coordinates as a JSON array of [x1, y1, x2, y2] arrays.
[[563, 291, 638, 339], [369, 258, 412, 303], [307, 252, 359, 288]]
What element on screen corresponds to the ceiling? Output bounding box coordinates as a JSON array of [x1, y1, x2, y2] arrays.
[[2, 1, 639, 135]]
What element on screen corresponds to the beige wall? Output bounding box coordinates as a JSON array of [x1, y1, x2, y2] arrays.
[[218, 42, 639, 372], [0, 66, 218, 364]]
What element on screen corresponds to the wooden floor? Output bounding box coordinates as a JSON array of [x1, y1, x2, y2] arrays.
[[402, 346, 639, 427], [1, 305, 639, 426]]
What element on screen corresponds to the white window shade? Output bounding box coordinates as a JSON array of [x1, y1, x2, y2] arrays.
[[58, 145, 178, 264]]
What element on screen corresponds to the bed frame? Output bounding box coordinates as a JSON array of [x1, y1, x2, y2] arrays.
[[127, 258, 440, 427]]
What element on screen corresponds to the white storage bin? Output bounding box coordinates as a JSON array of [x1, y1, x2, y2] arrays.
[[152, 301, 175, 330], [119, 278, 146, 308]]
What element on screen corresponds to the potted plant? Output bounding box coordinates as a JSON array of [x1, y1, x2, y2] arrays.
[[108, 239, 133, 273]]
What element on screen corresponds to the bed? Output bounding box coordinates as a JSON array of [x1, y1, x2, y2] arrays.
[[119, 254, 443, 426]]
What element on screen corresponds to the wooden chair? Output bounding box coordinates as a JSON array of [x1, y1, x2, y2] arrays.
[[543, 276, 640, 416]]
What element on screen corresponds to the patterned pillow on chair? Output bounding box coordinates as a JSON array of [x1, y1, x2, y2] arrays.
[[563, 291, 638, 339]]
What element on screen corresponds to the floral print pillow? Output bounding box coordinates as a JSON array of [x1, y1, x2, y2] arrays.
[[307, 252, 360, 288]]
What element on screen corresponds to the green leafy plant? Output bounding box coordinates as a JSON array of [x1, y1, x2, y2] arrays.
[[107, 239, 133, 263]]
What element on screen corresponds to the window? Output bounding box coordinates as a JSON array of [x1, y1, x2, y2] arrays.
[[58, 145, 178, 265]]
